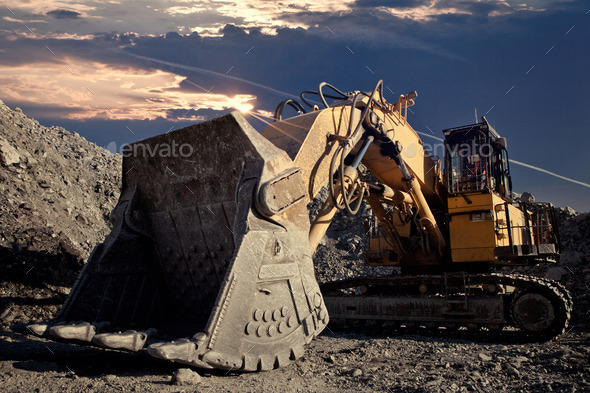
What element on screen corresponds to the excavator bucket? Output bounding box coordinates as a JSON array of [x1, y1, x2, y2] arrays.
[[24, 112, 328, 371]]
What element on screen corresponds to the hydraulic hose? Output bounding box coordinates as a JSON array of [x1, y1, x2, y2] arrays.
[[273, 99, 306, 121]]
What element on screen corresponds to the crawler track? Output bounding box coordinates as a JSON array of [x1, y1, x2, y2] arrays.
[[321, 273, 572, 340]]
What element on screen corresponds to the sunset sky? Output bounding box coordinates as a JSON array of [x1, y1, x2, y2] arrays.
[[1, 1, 589, 210]]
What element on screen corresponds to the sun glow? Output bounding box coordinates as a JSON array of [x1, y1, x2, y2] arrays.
[[234, 102, 254, 113]]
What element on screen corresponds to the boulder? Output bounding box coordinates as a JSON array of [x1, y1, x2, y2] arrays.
[[0, 138, 20, 166], [171, 368, 202, 386]]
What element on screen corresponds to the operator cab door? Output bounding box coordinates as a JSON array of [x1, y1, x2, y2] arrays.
[[491, 140, 512, 200]]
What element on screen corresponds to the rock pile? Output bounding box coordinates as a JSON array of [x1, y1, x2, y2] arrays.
[[0, 100, 121, 260], [310, 189, 395, 284], [549, 206, 590, 325], [0, 100, 121, 326]]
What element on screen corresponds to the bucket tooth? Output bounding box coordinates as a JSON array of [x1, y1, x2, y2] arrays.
[[35, 112, 327, 370], [26, 323, 49, 337], [48, 321, 96, 342], [146, 338, 215, 369], [201, 350, 243, 370], [92, 329, 152, 352], [257, 355, 275, 371]]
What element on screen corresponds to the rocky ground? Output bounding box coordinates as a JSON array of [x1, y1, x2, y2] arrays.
[[1, 327, 588, 393], [0, 102, 589, 392]]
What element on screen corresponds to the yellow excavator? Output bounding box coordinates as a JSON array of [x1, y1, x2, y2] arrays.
[[22, 81, 571, 371]]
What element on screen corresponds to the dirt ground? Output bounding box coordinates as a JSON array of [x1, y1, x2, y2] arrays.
[[1, 323, 589, 393]]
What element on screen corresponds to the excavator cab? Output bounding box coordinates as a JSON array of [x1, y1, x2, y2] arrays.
[[443, 117, 559, 265], [444, 116, 511, 198]]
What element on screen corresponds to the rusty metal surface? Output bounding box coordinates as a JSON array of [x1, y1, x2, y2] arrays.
[[27, 112, 328, 371]]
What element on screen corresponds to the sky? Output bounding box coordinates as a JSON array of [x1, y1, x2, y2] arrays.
[[1, 0, 589, 211]]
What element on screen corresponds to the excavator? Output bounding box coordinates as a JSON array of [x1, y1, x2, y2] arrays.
[[21, 80, 571, 371]]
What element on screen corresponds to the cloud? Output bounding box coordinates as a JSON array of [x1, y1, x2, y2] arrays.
[[1, 0, 574, 42], [46, 9, 82, 19], [355, 0, 429, 7], [0, 57, 257, 121], [5, 1, 96, 15], [374, 4, 471, 22], [164, 5, 208, 16], [121, 50, 299, 100], [2, 16, 48, 24], [0, 12, 518, 124]]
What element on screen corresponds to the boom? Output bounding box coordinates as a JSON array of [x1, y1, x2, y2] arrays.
[[262, 81, 446, 264]]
